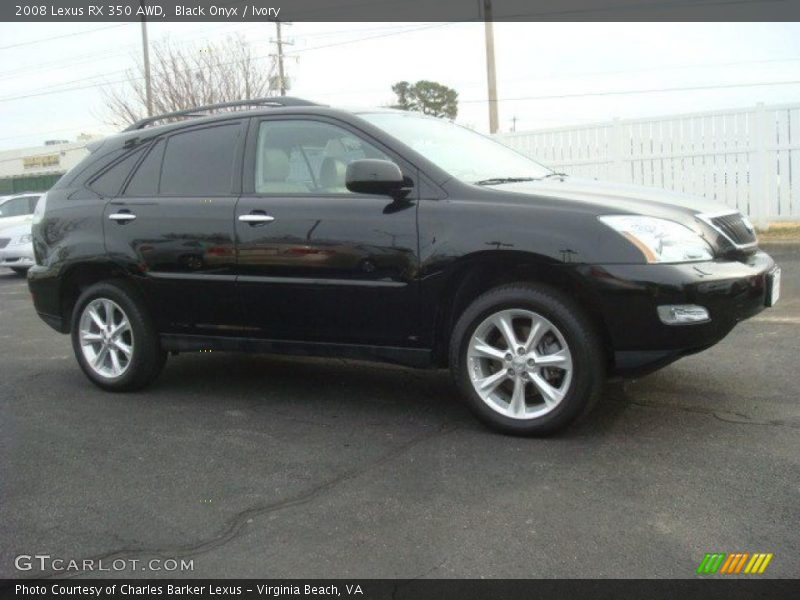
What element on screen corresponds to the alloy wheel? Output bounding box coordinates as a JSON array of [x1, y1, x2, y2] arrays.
[[78, 298, 134, 379], [467, 309, 573, 420]]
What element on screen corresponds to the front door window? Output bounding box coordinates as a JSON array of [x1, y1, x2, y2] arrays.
[[254, 120, 392, 196]]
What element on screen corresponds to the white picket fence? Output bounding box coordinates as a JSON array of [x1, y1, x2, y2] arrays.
[[495, 103, 800, 226]]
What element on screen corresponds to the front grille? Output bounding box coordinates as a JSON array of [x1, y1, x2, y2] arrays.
[[0, 238, 9, 249], [706, 212, 757, 247]]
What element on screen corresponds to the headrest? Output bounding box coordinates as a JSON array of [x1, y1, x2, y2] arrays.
[[319, 157, 347, 189], [323, 138, 347, 159]]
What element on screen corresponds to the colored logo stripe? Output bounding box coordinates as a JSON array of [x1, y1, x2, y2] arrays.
[[744, 553, 773, 574], [720, 553, 749, 574], [697, 552, 773, 574], [697, 553, 726, 574]]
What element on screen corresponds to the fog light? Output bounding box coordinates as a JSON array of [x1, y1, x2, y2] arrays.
[[657, 304, 710, 325]]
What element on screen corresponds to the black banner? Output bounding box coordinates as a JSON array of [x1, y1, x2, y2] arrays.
[[2, 0, 800, 22], [2, 580, 799, 600]]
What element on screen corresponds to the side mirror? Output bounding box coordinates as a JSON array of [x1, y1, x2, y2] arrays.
[[346, 159, 406, 197]]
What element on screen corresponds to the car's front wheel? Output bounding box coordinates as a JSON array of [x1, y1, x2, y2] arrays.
[[71, 280, 167, 391], [450, 283, 605, 436]]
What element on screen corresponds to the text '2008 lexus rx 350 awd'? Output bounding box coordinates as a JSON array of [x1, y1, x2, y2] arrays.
[[27, 98, 780, 435]]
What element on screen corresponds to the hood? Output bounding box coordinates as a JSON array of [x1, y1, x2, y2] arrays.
[[0, 214, 34, 234], [487, 176, 734, 221], [0, 219, 33, 240]]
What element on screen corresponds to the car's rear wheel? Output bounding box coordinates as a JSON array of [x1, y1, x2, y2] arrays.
[[450, 283, 604, 436], [71, 280, 167, 391]]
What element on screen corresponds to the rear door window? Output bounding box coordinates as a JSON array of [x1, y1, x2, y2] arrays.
[[159, 123, 242, 196]]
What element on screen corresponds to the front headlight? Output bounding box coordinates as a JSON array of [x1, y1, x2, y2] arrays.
[[598, 215, 713, 263], [18, 234, 33, 244]]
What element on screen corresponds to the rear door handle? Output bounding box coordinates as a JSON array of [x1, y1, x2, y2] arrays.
[[108, 212, 136, 223], [239, 213, 275, 225]]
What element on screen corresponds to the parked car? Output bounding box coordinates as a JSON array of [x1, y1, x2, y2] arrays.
[[27, 98, 780, 435], [0, 192, 41, 227], [0, 193, 41, 275], [0, 219, 35, 275]]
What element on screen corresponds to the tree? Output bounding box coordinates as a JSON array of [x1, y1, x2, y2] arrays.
[[391, 80, 458, 119], [103, 36, 278, 127]]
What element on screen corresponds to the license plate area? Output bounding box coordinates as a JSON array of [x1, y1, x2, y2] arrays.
[[766, 267, 781, 307]]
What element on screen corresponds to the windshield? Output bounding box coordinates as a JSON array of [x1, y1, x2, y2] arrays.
[[359, 111, 552, 184]]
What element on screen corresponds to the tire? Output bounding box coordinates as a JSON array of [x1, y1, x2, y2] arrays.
[[70, 279, 167, 392], [11, 268, 28, 276], [449, 283, 605, 436]]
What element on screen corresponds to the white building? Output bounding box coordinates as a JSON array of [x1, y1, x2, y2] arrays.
[[0, 135, 98, 194]]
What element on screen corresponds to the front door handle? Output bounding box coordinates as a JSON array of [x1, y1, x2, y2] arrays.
[[239, 212, 275, 225], [108, 212, 136, 223]]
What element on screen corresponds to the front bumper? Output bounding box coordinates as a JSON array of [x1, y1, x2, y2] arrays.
[[579, 250, 776, 376], [0, 242, 35, 269]]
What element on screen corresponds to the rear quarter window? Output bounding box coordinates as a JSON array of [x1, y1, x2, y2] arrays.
[[125, 140, 165, 196], [88, 145, 148, 197]]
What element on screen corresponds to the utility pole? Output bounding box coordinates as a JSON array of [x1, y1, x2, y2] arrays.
[[272, 21, 292, 96], [483, 0, 499, 134], [140, 0, 153, 117], [511, 116, 517, 132]]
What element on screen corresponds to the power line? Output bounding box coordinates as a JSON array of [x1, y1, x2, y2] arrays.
[[4, 63, 799, 108], [459, 79, 800, 103], [291, 23, 426, 40], [0, 76, 139, 103], [545, 55, 800, 80], [0, 126, 104, 144], [0, 23, 441, 89], [497, 0, 778, 20], [12, 48, 800, 103], [0, 23, 459, 103], [0, 23, 132, 51], [0, 23, 244, 80], [285, 22, 456, 55]]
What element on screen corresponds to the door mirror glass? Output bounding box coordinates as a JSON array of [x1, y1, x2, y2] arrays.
[[346, 159, 405, 196]]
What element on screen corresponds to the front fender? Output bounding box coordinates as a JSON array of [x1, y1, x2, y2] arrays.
[[418, 197, 643, 279]]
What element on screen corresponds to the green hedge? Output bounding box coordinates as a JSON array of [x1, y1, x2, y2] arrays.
[[0, 173, 63, 194]]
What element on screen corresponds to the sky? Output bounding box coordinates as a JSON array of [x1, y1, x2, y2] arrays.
[[0, 21, 799, 150]]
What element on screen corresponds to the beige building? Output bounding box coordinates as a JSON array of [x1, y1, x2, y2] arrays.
[[0, 134, 100, 194]]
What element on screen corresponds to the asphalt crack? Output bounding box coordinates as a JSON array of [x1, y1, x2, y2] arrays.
[[621, 398, 800, 429], [27, 421, 457, 579]]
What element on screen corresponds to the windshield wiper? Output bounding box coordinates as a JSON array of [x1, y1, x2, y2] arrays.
[[541, 172, 568, 179], [474, 177, 538, 186]]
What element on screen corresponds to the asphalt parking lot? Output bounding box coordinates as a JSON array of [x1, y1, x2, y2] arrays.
[[2, 243, 798, 580]]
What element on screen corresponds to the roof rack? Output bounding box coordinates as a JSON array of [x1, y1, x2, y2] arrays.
[[124, 97, 320, 131]]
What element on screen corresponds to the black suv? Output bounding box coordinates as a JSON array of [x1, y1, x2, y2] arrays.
[[28, 98, 780, 435]]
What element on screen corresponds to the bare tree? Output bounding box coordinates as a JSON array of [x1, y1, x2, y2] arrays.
[[103, 35, 278, 127]]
